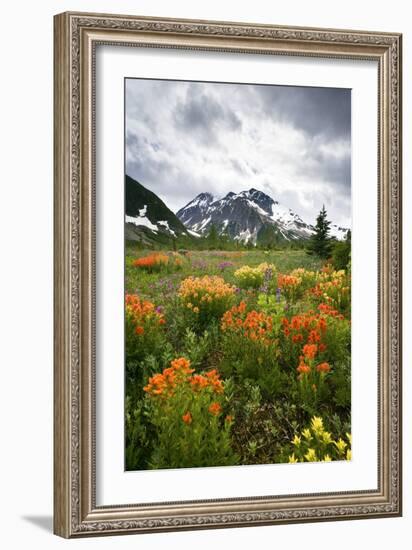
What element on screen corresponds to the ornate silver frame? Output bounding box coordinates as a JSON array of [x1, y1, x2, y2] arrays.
[[53, 11, 402, 538]]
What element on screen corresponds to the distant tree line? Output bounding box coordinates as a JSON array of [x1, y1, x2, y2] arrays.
[[126, 208, 352, 271]]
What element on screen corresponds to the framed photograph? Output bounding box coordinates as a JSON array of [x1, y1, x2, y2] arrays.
[[53, 12, 402, 538]]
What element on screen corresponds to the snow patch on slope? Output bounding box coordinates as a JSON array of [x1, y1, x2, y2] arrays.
[[158, 220, 176, 236], [126, 213, 158, 232]]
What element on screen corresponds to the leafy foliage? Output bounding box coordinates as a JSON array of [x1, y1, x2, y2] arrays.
[[331, 229, 351, 270], [124, 248, 351, 470]]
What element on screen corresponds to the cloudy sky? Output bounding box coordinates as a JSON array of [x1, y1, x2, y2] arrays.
[[125, 78, 351, 227]]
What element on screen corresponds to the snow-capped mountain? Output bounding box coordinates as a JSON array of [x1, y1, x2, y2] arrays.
[[125, 177, 349, 246], [176, 188, 327, 245], [125, 175, 189, 244]]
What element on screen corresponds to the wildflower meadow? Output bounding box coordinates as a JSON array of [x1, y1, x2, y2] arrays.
[[125, 247, 351, 470]]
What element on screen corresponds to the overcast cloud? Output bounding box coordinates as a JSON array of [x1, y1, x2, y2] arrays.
[[125, 78, 351, 227]]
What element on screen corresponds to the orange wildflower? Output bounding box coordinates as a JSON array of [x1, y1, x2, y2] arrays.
[[126, 293, 165, 331], [297, 364, 311, 374], [144, 357, 193, 396], [303, 344, 318, 360], [212, 380, 224, 394], [208, 402, 222, 416], [170, 357, 194, 375], [190, 374, 209, 390], [316, 362, 331, 373], [291, 317, 302, 330], [308, 330, 321, 343], [132, 253, 169, 271], [135, 326, 144, 335], [221, 304, 275, 346], [205, 369, 224, 391], [182, 411, 192, 425], [205, 369, 218, 378], [278, 274, 301, 288], [318, 303, 338, 317]]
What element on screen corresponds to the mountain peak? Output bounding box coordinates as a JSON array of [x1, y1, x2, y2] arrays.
[[240, 188, 272, 201], [191, 192, 215, 207], [180, 192, 215, 209], [196, 192, 214, 200], [176, 191, 215, 221], [238, 188, 277, 216], [177, 186, 318, 244]]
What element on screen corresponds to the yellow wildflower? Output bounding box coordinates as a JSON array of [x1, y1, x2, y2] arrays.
[[304, 448, 317, 462], [321, 431, 333, 445], [311, 416, 324, 434], [334, 438, 347, 455], [302, 428, 312, 440]]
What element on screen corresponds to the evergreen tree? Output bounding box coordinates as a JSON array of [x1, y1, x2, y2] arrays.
[[307, 205, 332, 259]]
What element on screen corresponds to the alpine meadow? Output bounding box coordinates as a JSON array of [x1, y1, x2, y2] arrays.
[[124, 78, 352, 471]]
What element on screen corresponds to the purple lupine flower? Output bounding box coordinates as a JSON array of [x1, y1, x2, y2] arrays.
[[276, 287, 281, 302], [218, 261, 234, 271]]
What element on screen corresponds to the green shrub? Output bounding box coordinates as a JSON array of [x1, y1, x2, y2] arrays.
[[331, 240, 351, 271]]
